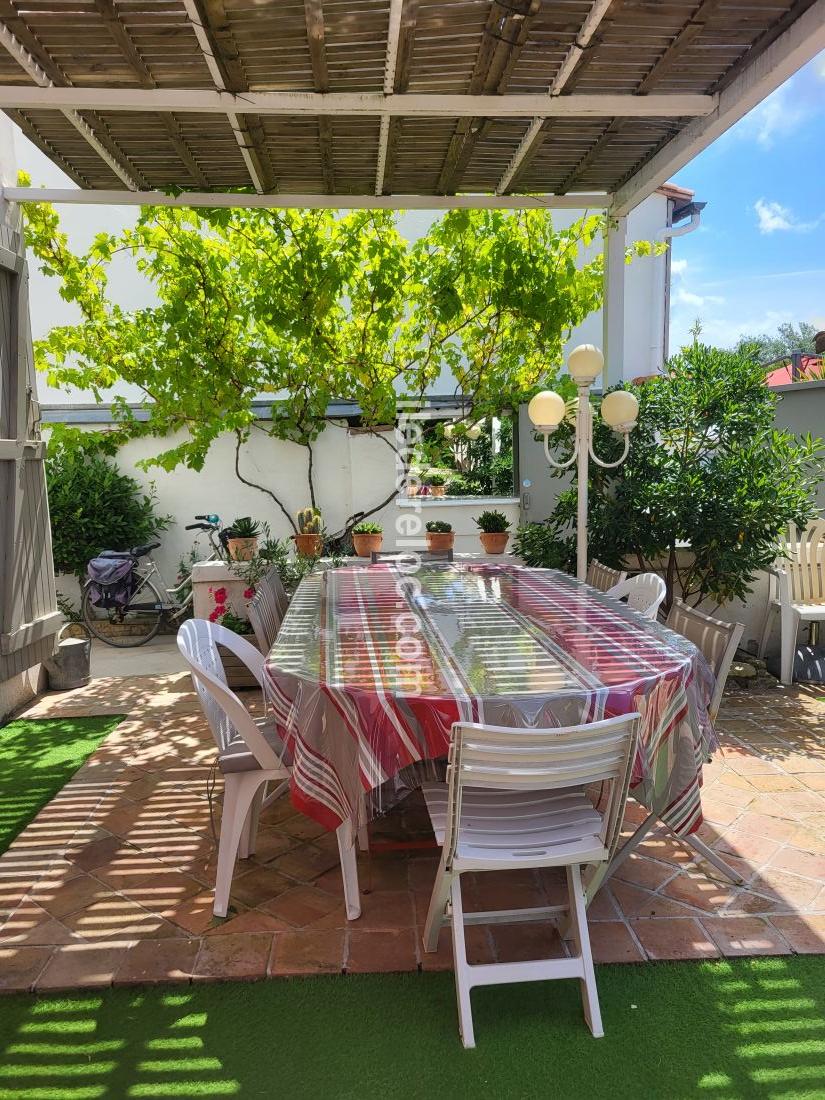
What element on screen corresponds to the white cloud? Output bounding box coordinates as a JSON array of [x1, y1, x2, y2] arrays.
[[669, 257, 723, 309], [754, 198, 822, 235], [670, 258, 688, 277]]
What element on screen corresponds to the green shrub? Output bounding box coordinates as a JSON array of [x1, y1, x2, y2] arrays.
[[46, 432, 170, 582], [353, 521, 382, 534], [475, 510, 510, 533], [425, 520, 452, 533], [512, 521, 572, 570]]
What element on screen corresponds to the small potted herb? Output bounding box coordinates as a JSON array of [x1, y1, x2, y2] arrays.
[[352, 521, 383, 557], [293, 507, 323, 557], [427, 472, 446, 498], [475, 510, 511, 554], [226, 516, 261, 561], [425, 520, 454, 552]]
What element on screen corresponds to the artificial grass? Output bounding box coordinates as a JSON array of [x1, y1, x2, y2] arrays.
[[0, 716, 123, 855], [0, 957, 823, 1099]]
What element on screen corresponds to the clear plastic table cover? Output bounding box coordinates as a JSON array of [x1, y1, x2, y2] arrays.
[[264, 563, 716, 837]]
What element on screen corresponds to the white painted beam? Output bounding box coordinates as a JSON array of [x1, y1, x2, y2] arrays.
[[602, 216, 626, 387], [375, 0, 404, 196], [1, 187, 612, 210], [496, 0, 613, 194], [0, 22, 138, 189], [0, 87, 715, 118], [611, 0, 825, 216]]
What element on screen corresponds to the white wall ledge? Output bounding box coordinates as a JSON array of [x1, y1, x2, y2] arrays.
[[396, 496, 519, 508]]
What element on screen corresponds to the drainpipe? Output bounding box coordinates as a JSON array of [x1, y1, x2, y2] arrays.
[[653, 200, 706, 369]]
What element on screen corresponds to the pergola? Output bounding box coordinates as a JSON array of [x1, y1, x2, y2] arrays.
[[0, 0, 823, 701]]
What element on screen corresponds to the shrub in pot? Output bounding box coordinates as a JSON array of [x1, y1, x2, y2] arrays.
[[294, 507, 323, 557], [226, 516, 261, 561], [427, 472, 446, 498], [352, 521, 383, 557], [425, 520, 454, 552], [475, 510, 511, 554]]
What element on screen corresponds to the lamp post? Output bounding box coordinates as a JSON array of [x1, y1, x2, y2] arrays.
[[527, 344, 639, 582]]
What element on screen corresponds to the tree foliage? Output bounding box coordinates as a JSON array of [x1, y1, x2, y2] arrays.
[[22, 181, 658, 535], [527, 343, 823, 610], [734, 321, 818, 362]]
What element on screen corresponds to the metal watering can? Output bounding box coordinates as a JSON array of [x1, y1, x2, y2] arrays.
[[43, 623, 92, 690]]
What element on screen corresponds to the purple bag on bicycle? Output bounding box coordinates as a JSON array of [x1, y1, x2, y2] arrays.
[[87, 556, 135, 610]]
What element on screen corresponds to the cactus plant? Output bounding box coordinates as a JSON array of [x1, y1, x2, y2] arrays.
[[297, 507, 322, 535]]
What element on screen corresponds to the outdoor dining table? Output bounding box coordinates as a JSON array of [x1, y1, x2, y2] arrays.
[[263, 562, 717, 920]]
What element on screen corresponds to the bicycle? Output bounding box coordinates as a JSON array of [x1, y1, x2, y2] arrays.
[[82, 514, 229, 648]]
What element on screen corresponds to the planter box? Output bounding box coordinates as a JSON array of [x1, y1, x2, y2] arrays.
[[191, 561, 261, 688]]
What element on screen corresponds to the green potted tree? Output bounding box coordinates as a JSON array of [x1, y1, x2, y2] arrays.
[[226, 516, 261, 561], [427, 472, 446, 498], [425, 520, 454, 553], [352, 521, 383, 557], [475, 510, 511, 554], [294, 507, 323, 557]]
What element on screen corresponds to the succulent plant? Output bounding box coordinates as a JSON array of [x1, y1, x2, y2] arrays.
[[426, 472, 446, 487], [297, 507, 322, 535], [353, 521, 382, 534], [425, 520, 453, 533], [229, 516, 260, 539], [475, 510, 510, 533]]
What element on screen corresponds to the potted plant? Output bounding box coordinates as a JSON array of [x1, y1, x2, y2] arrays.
[[352, 521, 383, 557], [425, 520, 454, 552], [475, 510, 511, 554], [294, 507, 323, 557], [226, 516, 260, 561], [427, 472, 446, 498]]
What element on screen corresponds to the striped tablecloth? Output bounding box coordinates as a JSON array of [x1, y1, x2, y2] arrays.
[[264, 563, 716, 837]]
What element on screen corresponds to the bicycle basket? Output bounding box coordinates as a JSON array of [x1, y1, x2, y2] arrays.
[[87, 556, 136, 610]]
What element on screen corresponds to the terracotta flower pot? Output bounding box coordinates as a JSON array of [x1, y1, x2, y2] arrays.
[[227, 536, 258, 561], [426, 531, 455, 552], [479, 531, 509, 555], [293, 532, 323, 557], [352, 532, 383, 557], [429, 485, 446, 497], [407, 484, 419, 497]]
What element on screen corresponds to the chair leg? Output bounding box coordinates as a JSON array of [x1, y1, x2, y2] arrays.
[[758, 603, 776, 659], [213, 774, 261, 918], [679, 832, 746, 885], [238, 784, 264, 859], [337, 821, 362, 921], [449, 875, 475, 1049], [422, 861, 452, 953], [566, 864, 603, 1039], [780, 606, 798, 685]]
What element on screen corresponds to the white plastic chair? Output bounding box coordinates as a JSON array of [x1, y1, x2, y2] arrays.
[[606, 573, 666, 620], [421, 713, 639, 1048], [262, 566, 289, 621], [586, 559, 627, 593], [759, 520, 825, 684], [247, 583, 283, 653], [177, 619, 291, 917], [604, 600, 746, 891]]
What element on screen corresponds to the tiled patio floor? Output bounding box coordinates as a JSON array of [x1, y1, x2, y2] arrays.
[[1, 674, 823, 992]]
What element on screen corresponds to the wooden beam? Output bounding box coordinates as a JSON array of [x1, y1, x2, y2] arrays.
[[0, 87, 716, 118], [612, 0, 825, 215], [379, 0, 419, 194], [438, 0, 539, 195], [0, 14, 140, 188], [182, 0, 275, 192], [305, 0, 335, 192], [496, 0, 614, 194], [3, 187, 612, 210]]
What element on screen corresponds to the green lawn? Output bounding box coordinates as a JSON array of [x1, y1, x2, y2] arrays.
[[0, 716, 123, 854], [0, 958, 823, 1099]]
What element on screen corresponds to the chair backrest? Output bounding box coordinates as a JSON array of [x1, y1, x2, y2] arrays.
[[370, 549, 453, 563], [784, 520, 825, 603], [443, 713, 640, 865], [665, 599, 744, 719], [261, 567, 289, 620], [177, 619, 281, 771], [606, 572, 666, 619], [586, 559, 627, 592], [247, 585, 282, 652]]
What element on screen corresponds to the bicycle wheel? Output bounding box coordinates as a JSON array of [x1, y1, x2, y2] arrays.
[[82, 576, 165, 648]]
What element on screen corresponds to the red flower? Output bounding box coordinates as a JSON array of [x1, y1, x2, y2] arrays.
[[208, 608, 221, 623], [213, 587, 227, 604], [243, 586, 255, 599]]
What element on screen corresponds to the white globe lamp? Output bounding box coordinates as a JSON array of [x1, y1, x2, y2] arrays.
[[527, 390, 566, 431], [568, 344, 604, 386], [601, 390, 639, 431]]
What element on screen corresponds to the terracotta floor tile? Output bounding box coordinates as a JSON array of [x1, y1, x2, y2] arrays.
[[248, 829, 295, 865], [230, 866, 294, 908], [714, 829, 782, 865], [270, 844, 341, 883], [191, 932, 273, 981], [589, 922, 645, 963], [491, 921, 566, 964], [0, 902, 78, 947], [205, 909, 288, 936], [162, 891, 219, 936], [114, 937, 200, 985], [609, 881, 692, 920], [62, 897, 182, 943], [631, 918, 719, 960], [0, 946, 53, 990], [30, 873, 117, 920], [261, 885, 346, 928], [768, 847, 825, 881], [769, 915, 825, 954], [613, 854, 678, 892], [36, 943, 134, 990], [701, 916, 791, 957], [269, 930, 345, 975], [68, 833, 127, 872], [791, 827, 825, 857], [660, 874, 740, 913], [346, 928, 418, 973], [353, 890, 416, 931], [743, 867, 824, 909]]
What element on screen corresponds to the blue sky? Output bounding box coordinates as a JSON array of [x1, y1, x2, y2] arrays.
[[668, 50, 825, 350]]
